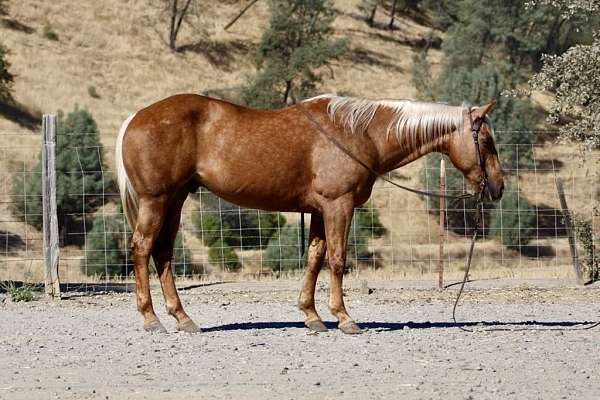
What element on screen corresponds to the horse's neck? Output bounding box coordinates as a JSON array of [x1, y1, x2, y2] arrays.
[[367, 114, 452, 174]]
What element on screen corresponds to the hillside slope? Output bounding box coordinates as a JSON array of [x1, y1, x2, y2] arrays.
[[0, 0, 437, 140]]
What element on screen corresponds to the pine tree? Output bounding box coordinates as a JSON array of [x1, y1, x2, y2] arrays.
[[241, 0, 348, 108], [10, 108, 113, 243]]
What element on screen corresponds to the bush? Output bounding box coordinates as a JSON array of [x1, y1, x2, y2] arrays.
[[81, 206, 192, 278], [264, 202, 386, 272], [192, 192, 285, 249], [81, 210, 129, 278], [488, 183, 536, 251], [10, 108, 112, 244], [263, 223, 305, 272], [0, 42, 14, 103], [419, 154, 480, 234], [573, 215, 599, 282], [208, 239, 240, 271]]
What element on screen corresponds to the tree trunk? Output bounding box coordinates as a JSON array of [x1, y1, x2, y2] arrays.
[[368, 4, 377, 27], [389, 0, 397, 29], [168, 0, 193, 51]]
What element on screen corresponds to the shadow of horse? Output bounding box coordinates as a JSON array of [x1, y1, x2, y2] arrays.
[[202, 319, 596, 332]]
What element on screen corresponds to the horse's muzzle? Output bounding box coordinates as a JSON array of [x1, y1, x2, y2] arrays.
[[486, 181, 504, 202]]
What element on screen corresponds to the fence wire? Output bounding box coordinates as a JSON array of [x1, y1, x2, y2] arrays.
[[1, 131, 598, 290]]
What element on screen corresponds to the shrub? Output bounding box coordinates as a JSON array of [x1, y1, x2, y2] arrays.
[[10, 108, 112, 244], [192, 192, 285, 249], [208, 239, 240, 271], [43, 24, 59, 41], [0, 42, 14, 102], [419, 153, 480, 234], [264, 202, 386, 272], [81, 205, 192, 278], [573, 215, 599, 282], [488, 183, 536, 251]]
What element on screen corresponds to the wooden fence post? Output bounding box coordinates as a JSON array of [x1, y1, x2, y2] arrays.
[[438, 158, 445, 289], [42, 114, 61, 298], [555, 177, 583, 285]]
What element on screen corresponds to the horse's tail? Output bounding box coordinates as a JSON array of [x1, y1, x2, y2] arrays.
[[115, 113, 139, 230]]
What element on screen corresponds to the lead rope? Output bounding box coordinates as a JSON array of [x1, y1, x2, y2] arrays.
[[296, 100, 599, 332]]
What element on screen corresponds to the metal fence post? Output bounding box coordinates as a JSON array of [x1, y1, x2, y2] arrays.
[[42, 114, 61, 297], [555, 177, 583, 285]]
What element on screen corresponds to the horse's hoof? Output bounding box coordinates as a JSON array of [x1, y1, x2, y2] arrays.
[[143, 320, 167, 333], [177, 319, 202, 333], [305, 319, 328, 333], [339, 320, 363, 335]]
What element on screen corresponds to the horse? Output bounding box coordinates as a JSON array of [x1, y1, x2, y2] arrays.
[[115, 93, 504, 334]]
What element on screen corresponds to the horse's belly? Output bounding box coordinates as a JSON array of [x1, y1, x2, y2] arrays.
[[199, 168, 307, 212]]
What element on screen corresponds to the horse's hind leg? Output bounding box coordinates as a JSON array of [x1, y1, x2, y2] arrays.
[[298, 214, 328, 332], [152, 191, 200, 333], [132, 196, 168, 333]]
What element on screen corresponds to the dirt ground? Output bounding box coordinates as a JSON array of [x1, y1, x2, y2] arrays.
[[1, 278, 599, 400]]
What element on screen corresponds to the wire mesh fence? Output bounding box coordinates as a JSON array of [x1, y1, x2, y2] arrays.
[[1, 127, 598, 291]]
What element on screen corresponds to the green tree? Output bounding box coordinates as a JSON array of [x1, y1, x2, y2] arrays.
[[527, 1, 600, 151], [241, 0, 348, 108], [192, 192, 285, 249], [0, 43, 14, 103], [208, 239, 240, 271], [10, 108, 113, 243], [488, 182, 536, 251]]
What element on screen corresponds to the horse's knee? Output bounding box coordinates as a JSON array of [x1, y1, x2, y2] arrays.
[[328, 254, 345, 275], [132, 231, 153, 259]]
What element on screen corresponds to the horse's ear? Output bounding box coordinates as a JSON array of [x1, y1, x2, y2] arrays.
[[473, 100, 496, 119]]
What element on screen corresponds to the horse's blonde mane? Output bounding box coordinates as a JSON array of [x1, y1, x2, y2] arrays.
[[305, 94, 466, 152]]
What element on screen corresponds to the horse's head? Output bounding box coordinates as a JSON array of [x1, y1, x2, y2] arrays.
[[447, 101, 504, 201]]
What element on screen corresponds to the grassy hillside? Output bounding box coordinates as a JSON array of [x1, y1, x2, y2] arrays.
[[0, 0, 438, 139]]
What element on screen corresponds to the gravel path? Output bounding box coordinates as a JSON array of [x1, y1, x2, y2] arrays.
[[1, 279, 599, 399]]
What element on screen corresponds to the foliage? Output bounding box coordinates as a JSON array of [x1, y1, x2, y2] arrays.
[[241, 0, 348, 108], [0, 0, 8, 16], [81, 209, 130, 278], [81, 206, 192, 278], [208, 239, 240, 271], [0, 281, 36, 302], [263, 223, 305, 272], [263, 202, 386, 272], [43, 24, 59, 41], [10, 108, 112, 243], [419, 154, 480, 234], [573, 215, 599, 282], [488, 182, 536, 251], [0, 43, 14, 103], [192, 192, 286, 249]]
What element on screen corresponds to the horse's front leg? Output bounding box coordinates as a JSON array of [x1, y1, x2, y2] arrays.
[[298, 213, 328, 332], [322, 194, 362, 334]]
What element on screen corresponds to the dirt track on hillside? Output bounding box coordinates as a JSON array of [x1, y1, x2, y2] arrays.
[[1, 279, 599, 400]]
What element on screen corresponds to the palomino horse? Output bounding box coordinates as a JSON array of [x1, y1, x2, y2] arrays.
[[115, 94, 504, 334]]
